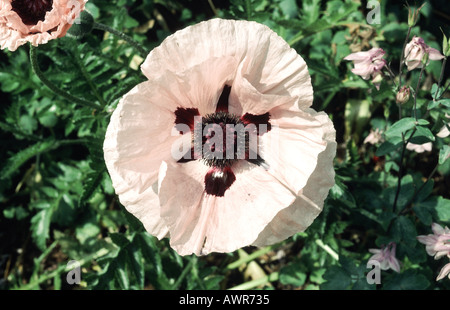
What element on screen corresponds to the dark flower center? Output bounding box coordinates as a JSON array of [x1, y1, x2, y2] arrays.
[[11, 0, 53, 26], [174, 84, 271, 197]]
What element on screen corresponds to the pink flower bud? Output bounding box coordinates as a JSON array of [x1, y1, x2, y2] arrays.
[[396, 86, 410, 104]]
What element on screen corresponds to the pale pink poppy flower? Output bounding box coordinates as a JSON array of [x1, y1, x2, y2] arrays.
[[364, 128, 384, 145], [0, 0, 87, 51], [417, 223, 450, 260], [344, 47, 387, 90], [406, 142, 432, 153], [368, 242, 401, 272], [103, 19, 336, 256], [404, 36, 444, 71]]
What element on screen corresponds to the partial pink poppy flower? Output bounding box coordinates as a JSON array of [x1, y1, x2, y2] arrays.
[[344, 47, 387, 90], [406, 142, 432, 153], [404, 36, 444, 71], [0, 0, 87, 51], [417, 223, 450, 259], [103, 19, 336, 256], [368, 242, 401, 272]]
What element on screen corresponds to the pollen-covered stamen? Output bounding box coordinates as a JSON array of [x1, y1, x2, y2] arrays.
[[11, 0, 54, 26], [197, 111, 246, 168]]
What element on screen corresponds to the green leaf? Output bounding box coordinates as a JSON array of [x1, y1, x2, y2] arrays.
[[279, 262, 307, 287], [439, 145, 450, 165], [30, 208, 54, 251], [321, 265, 352, 290], [391, 216, 417, 247], [376, 138, 403, 156], [385, 118, 416, 138], [0, 140, 56, 181], [383, 270, 430, 290], [409, 125, 435, 144], [110, 233, 130, 248], [79, 168, 106, 207]]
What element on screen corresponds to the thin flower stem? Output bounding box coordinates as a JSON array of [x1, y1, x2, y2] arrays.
[[228, 271, 279, 290], [29, 45, 100, 110], [171, 256, 196, 290], [392, 127, 417, 212], [315, 239, 339, 260], [93, 22, 148, 58], [401, 162, 439, 215], [398, 26, 412, 90], [72, 48, 108, 107], [438, 56, 447, 90], [207, 0, 218, 16], [226, 244, 281, 270], [413, 64, 426, 121]]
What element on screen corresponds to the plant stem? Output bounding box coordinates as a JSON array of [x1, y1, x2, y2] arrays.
[[398, 26, 412, 90], [72, 48, 107, 107], [315, 239, 339, 260], [29, 45, 100, 110], [228, 272, 279, 290], [413, 64, 426, 120], [438, 56, 447, 90], [401, 162, 439, 215], [171, 257, 195, 289], [93, 22, 148, 58], [392, 127, 417, 212], [226, 244, 281, 270], [16, 247, 109, 290]]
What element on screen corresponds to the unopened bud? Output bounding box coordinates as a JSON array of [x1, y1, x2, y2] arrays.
[[407, 3, 426, 27], [441, 30, 450, 57], [396, 86, 410, 104]]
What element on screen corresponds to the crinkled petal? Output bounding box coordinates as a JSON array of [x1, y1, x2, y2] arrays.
[[0, 0, 87, 51], [158, 160, 297, 255], [141, 18, 313, 111], [252, 111, 336, 246]]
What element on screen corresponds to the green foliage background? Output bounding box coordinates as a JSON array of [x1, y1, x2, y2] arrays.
[[0, 0, 449, 290]]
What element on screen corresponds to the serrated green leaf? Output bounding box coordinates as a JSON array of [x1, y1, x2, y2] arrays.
[[321, 265, 352, 290], [279, 262, 307, 287], [79, 168, 106, 207], [0, 140, 56, 181], [30, 208, 54, 251]]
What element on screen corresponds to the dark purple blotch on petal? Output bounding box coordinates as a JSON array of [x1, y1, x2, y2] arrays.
[[204, 166, 236, 197], [174, 107, 199, 133]]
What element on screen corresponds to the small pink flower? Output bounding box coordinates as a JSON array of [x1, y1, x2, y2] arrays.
[[364, 128, 384, 145], [437, 114, 450, 139], [368, 242, 401, 272], [103, 19, 336, 256], [436, 259, 450, 281], [404, 36, 444, 71], [0, 0, 87, 51], [417, 223, 450, 259], [344, 47, 387, 90], [406, 142, 432, 153]]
